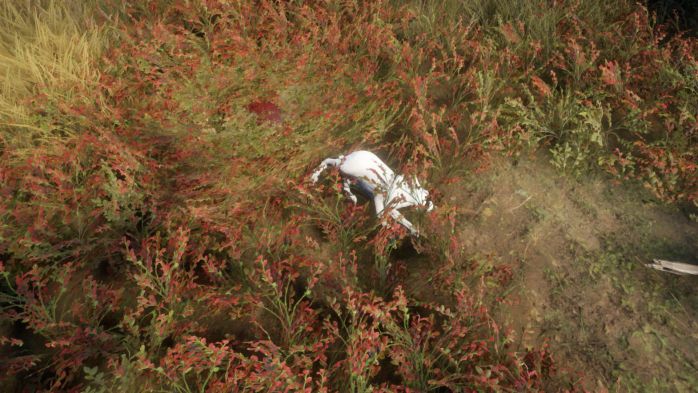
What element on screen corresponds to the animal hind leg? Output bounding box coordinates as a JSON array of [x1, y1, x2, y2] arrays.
[[374, 194, 419, 236], [389, 209, 419, 236], [343, 178, 358, 204]]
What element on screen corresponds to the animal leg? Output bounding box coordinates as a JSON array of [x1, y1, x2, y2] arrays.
[[343, 178, 358, 204], [388, 208, 419, 237], [375, 193, 419, 236], [374, 193, 386, 217], [374, 193, 390, 229], [310, 156, 343, 184]]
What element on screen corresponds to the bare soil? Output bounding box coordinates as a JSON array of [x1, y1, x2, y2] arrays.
[[417, 154, 698, 392]]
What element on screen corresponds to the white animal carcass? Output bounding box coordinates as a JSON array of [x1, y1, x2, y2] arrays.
[[310, 150, 434, 236]]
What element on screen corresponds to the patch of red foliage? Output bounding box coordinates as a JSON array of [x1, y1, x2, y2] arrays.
[[246, 100, 283, 124], [2, 0, 695, 390]]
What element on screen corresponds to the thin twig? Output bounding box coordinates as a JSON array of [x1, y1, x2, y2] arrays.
[[508, 196, 532, 212]]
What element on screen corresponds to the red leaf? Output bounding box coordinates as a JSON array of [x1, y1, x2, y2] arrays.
[[600, 61, 621, 86], [531, 76, 551, 97]]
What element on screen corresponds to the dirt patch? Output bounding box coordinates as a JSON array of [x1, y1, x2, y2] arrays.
[[431, 154, 698, 391]]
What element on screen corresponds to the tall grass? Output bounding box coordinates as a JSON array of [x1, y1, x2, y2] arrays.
[[1, 0, 697, 390], [0, 0, 106, 150]]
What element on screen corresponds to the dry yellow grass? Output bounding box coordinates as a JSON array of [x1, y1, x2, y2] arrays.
[[0, 0, 106, 148]]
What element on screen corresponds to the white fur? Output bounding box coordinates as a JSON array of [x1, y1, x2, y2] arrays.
[[310, 150, 434, 236]]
